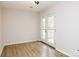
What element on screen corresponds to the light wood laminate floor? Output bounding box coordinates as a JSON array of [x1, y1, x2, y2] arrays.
[[1, 41, 68, 57]]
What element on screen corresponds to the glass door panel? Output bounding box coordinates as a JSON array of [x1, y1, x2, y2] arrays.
[[47, 30, 55, 44], [47, 16, 55, 44], [41, 16, 55, 44], [41, 30, 46, 40], [41, 18, 46, 40], [41, 18, 46, 29], [48, 16, 54, 29]]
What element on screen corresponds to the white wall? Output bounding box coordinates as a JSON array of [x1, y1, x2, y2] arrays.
[[2, 8, 40, 45], [0, 8, 4, 56], [40, 2, 79, 56]]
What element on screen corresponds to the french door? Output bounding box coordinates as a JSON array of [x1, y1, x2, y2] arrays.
[[41, 15, 55, 44]]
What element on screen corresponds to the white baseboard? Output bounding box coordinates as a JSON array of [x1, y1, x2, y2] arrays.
[[5, 39, 40, 46], [39, 39, 72, 57], [56, 48, 73, 57], [38, 39, 56, 48]]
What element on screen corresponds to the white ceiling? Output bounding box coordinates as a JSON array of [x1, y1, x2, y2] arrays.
[[0, 1, 54, 12]]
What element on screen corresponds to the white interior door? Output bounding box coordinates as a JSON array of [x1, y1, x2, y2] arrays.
[[41, 16, 55, 44]]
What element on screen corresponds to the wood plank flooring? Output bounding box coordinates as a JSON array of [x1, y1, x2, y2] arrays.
[[1, 41, 68, 57]]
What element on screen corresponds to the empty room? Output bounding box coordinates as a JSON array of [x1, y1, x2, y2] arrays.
[[0, 1, 79, 57]]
